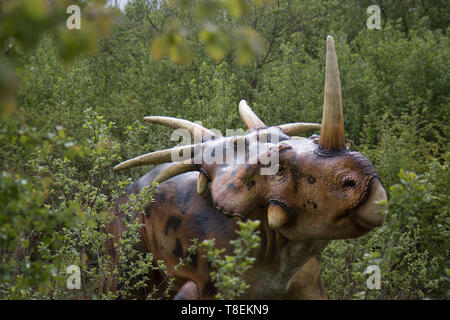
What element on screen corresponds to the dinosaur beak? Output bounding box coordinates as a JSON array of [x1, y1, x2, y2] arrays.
[[353, 178, 388, 229]]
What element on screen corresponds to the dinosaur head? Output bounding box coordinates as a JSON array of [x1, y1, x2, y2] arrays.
[[114, 36, 387, 241]]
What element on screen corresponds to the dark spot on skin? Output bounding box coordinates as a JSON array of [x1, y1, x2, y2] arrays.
[[291, 170, 300, 193], [285, 160, 300, 193], [192, 206, 229, 239], [175, 182, 196, 206], [144, 204, 151, 218], [173, 238, 184, 258], [156, 192, 166, 202], [227, 183, 236, 191], [307, 176, 316, 184], [165, 216, 182, 235], [246, 180, 255, 191], [192, 210, 209, 237], [202, 280, 217, 296], [305, 199, 318, 209]]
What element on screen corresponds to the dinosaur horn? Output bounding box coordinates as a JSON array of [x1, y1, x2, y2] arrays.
[[319, 35, 345, 151], [153, 159, 199, 184], [113, 144, 197, 171], [239, 100, 266, 129], [268, 203, 289, 229], [144, 116, 218, 140], [278, 123, 321, 136], [197, 171, 208, 194]]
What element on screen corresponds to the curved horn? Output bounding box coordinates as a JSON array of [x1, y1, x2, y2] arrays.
[[278, 123, 321, 136], [239, 100, 266, 129], [197, 171, 208, 194], [144, 116, 218, 140], [319, 36, 345, 151], [153, 159, 199, 184], [113, 144, 196, 171]]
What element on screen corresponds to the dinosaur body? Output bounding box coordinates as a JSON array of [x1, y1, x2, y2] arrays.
[[107, 36, 388, 300], [107, 163, 328, 299]]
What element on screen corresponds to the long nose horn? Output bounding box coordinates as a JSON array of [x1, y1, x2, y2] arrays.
[[319, 36, 345, 151]]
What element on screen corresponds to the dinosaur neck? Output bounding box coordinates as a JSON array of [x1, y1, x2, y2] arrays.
[[247, 206, 328, 262]]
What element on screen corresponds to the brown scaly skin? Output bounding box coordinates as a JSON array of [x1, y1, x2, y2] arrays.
[[283, 256, 327, 300], [104, 130, 385, 299]]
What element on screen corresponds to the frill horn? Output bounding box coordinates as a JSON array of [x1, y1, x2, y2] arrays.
[[278, 123, 321, 136], [153, 159, 199, 184], [113, 144, 196, 171], [319, 36, 345, 151], [239, 100, 265, 129], [144, 116, 218, 140]]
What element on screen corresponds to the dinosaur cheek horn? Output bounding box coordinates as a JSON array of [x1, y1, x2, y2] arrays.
[[319, 35, 345, 151], [197, 171, 208, 195], [267, 203, 289, 229]]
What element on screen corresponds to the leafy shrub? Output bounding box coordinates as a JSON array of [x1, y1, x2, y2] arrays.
[[201, 220, 261, 299], [0, 109, 191, 299], [321, 160, 450, 300]]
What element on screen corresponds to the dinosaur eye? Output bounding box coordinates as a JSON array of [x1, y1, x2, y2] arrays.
[[343, 178, 356, 188]]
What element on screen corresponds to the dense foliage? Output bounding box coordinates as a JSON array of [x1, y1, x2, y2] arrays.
[[0, 0, 449, 299]]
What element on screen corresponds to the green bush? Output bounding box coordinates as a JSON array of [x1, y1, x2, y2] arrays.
[[321, 160, 450, 300], [201, 220, 261, 299], [0, 109, 189, 299]]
